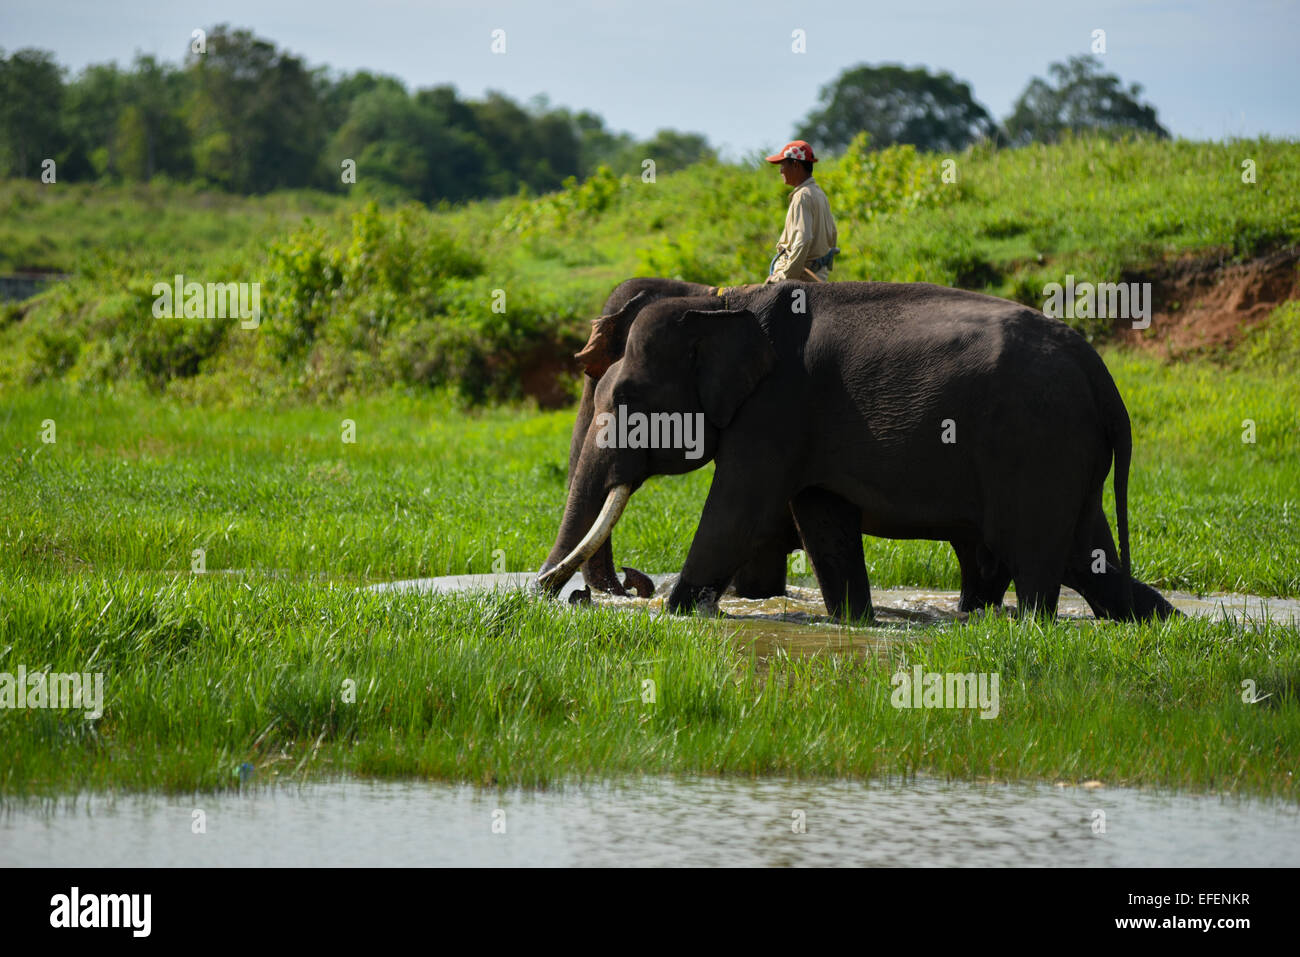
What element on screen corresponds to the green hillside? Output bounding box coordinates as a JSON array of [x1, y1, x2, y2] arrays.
[[2, 133, 1298, 404]]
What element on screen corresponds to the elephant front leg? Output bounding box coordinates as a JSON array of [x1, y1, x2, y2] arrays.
[[667, 469, 792, 615], [790, 487, 873, 622], [730, 509, 801, 599], [953, 539, 1011, 613]]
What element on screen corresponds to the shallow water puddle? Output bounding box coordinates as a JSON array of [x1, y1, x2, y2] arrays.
[[370, 572, 1300, 658], [4, 775, 1296, 867]]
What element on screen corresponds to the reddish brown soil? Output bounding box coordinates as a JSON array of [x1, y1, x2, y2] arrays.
[[1115, 247, 1299, 358], [521, 249, 1299, 403], [520, 346, 579, 409]]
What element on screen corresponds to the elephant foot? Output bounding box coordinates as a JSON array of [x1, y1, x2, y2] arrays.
[[1130, 580, 1182, 621], [620, 566, 655, 598], [568, 587, 592, 606], [667, 582, 724, 617]]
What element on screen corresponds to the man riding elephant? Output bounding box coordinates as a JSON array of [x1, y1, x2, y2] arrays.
[[764, 140, 840, 283]]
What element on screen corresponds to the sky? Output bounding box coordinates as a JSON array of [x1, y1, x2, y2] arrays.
[[3, 0, 1297, 160]]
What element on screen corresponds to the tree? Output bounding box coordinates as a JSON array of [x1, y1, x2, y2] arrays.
[[0, 48, 66, 176], [571, 110, 634, 178], [114, 55, 192, 182], [619, 129, 715, 174], [1004, 55, 1168, 145], [61, 63, 125, 179], [318, 70, 407, 131], [797, 63, 999, 154], [185, 25, 325, 192], [328, 84, 493, 202]]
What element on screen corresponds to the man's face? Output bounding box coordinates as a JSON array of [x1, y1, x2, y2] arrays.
[[779, 157, 802, 186]]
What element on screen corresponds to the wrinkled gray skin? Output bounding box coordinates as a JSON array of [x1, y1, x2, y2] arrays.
[[550, 277, 1012, 612], [540, 281, 1178, 621]]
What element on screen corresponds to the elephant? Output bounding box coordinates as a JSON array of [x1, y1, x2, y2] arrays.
[[560, 278, 715, 599], [538, 280, 1178, 622], [560, 277, 1021, 613]]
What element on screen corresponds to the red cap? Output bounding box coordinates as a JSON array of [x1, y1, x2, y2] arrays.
[[765, 140, 817, 164]]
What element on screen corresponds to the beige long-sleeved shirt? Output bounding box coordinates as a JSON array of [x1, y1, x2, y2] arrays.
[[768, 176, 838, 282]]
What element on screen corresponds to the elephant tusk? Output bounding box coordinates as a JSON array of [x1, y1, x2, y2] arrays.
[[536, 485, 632, 594]]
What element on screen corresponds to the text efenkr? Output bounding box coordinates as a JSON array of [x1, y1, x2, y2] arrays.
[[595, 405, 705, 460], [50, 887, 151, 937], [153, 273, 261, 328]]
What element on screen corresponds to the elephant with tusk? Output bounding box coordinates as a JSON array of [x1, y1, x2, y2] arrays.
[[537, 280, 1177, 622], [542, 277, 1021, 613], [539, 277, 714, 600]]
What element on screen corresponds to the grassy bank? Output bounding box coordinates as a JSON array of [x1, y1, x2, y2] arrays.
[[1, 576, 1295, 798], [1, 342, 1297, 799], [3, 341, 1297, 594], [3, 135, 1297, 403], [0, 178, 352, 275]]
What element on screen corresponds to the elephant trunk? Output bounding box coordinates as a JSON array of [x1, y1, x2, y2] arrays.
[[537, 485, 631, 594], [564, 379, 633, 593]]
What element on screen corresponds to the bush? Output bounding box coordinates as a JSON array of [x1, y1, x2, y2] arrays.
[[1236, 299, 1300, 374]]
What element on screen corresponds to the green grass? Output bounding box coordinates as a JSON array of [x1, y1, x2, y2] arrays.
[[2, 344, 1297, 594], [1, 576, 1295, 798], [3, 134, 1297, 402], [0, 178, 353, 275], [1, 344, 1297, 799]]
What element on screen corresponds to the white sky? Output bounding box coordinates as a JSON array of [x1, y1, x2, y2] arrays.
[[2, 0, 1297, 160]]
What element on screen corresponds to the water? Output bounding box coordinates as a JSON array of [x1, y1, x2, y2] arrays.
[[4, 776, 1295, 867], [371, 573, 1300, 656]]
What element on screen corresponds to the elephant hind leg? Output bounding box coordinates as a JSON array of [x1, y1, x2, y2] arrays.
[[1061, 501, 1182, 622], [1063, 504, 1131, 619], [790, 487, 873, 622], [1061, 502, 1180, 621], [1130, 578, 1180, 620], [1066, 559, 1180, 622]]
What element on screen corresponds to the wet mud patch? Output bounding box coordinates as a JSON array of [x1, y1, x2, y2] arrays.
[[1116, 246, 1299, 357], [371, 572, 1300, 660]]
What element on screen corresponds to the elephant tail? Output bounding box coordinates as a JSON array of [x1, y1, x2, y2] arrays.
[[1114, 415, 1132, 580], [1102, 371, 1134, 585], [1086, 340, 1135, 589]]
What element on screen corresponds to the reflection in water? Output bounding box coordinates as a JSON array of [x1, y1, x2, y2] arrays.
[[4, 776, 1296, 867]]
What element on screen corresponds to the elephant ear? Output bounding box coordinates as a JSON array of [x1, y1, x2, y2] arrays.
[[687, 308, 778, 428], [575, 291, 649, 378]]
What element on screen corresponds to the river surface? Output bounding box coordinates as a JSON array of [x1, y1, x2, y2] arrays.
[[4, 775, 1297, 867]]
